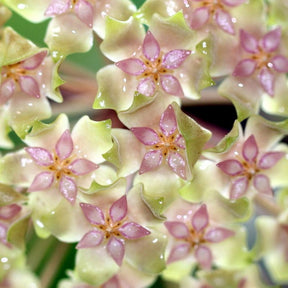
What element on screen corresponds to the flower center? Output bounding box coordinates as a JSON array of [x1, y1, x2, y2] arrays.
[[237, 155, 260, 180], [1, 63, 26, 83], [97, 213, 125, 240], [192, 0, 224, 14], [47, 153, 74, 181], [250, 47, 273, 70]]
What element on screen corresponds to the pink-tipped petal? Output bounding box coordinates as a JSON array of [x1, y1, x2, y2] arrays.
[[59, 175, 77, 204], [0, 204, 21, 220], [103, 276, 120, 288], [271, 55, 288, 73], [74, 0, 94, 28], [242, 135, 258, 163], [76, 230, 103, 249], [192, 204, 209, 232], [167, 243, 191, 263], [56, 130, 73, 160], [164, 221, 189, 239], [107, 236, 125, 266], [79, 203, 105, 225], [162, 49, 191, 69], [137, 77, 156, 97], [190, 7, 210, 30], [221, 0, 246, 7], [44, 0, 70, 16], [168, 152, 187, 179], [175, 134, 186, 149], [160, 104, 177, 136], [0, 79, 15, 104], [130, 127, 160, 145], [258, 151, 285, 169], [22, 51, 47, 70], [194, 245, 212, 269], [28, 172, 54, 192], [118, 222, 150, 239], [19, 75, 41, 98], [160, 74, 184, 97], [25, 147, 54, 166], [0, 224, 8, 245], [215, 8, 235, 35], [69, 158, 98, 175], [217, 159, 244, 176], [253, 174, 273, 196], [142, 31, 160, 61], [233, 59, 257, 77], [261, 27, 281, 53], [230, 177, 249, 199], [258, 67, 275, 96], [240, 30, 258, 54], [139, 150, 162, 174], [115, 58, 146, 75], [204, 227, 235, 243], [109, 195, 127, 223]]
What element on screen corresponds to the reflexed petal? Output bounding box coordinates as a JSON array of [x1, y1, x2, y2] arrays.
[[240, 30, 258, 53], [19, 76, 40, 98], [190, 7, 210, 30], [167, 243, 190, 263], [160, 74, 184, 97], [115, 58, 146, 75], [56, 129, 74, 160], [230, 177, 248, 199], [76, 230, 103, 249], [164, 221, 189, 239], [192, 204, 209, 232], [69, 158, 98, 175], [109, 195, 127, 223], [28, 172, 54, 192], [0, 204, 21, 220], [44, 0, 70, 16], [79, 203, 105, 225], [160, 104, 177, 136], [118, 222, 150, 239], [139, 150, 162, 174], [271, 55, 288, 73], [107, 236, 125, 266], [194, 245, 212, 269], [233, 59, 257, 77], [74, 0, 94, 28], [142, 31, 160, 61], [25, 147, 54, 166], [258, 67, 275, 96], [137, 77, 156, 97], [0, 79, 15, 104], [59, 175, 77, 204], [242, 135, 258, 162], [221, 0, 246, 6], [217, 159, 244, 176], [21, 51, 47, 70], [162, 49, 191, 69], [204, 227, 235, 243], [167, 152, 186, 179], [261, 27, 281, 52], [258, 151, 285, 169], [130, 127, 160, 145], [215, 8, 235, 35], [253, 174, 273, 195]]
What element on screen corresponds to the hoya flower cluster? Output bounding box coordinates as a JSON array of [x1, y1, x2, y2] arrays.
[[0, 0, 288, 287]]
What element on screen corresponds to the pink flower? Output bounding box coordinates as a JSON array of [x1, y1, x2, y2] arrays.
[[45, 0, 94, 28], [188, 0, 246, 34], [116, 31, 191, 97], [165, 204, 234, 269], [25, 129, 98, 204], [131, 104, 187, 179], [233, 28, 288, 96], [0, 51, 47, 104], [76, 195, 151, 266], [217, 134, 285, 199]]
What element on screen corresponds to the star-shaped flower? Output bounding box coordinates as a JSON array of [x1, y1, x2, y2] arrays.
[[116, 31, 191, 97], [233, 28, 288, 96], [25, 129, 98, 204], [76, 195, 151, 266]]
